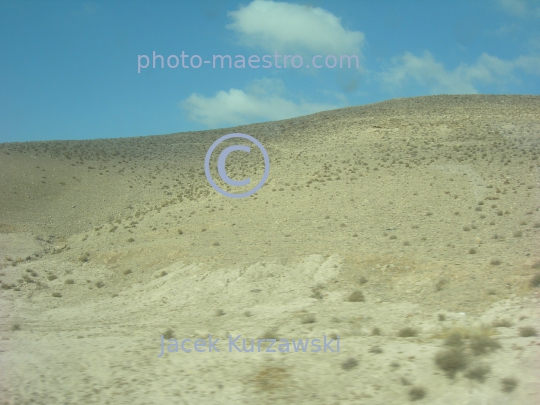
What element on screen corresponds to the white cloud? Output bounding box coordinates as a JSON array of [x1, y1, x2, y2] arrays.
[[71, 2, 99, 16], [379, 51, 479, 94], [495, 0, 529, 16], [378, 51, 540, 95], [514, 55, 540, 74], [528, 35, 540, 51], [467, 53, 516, 79], [494, 0, 540, 18], [181, 78, 339, 128], [489, 23, 521, 38], [226, 0, 365, 58]]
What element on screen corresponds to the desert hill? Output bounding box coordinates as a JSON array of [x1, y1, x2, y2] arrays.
[[0, 94, 539, 404]]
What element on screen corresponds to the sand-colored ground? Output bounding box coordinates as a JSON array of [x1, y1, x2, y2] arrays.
[[0, 94, 539, 404]]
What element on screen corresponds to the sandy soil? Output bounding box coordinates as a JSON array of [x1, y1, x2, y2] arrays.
[[0, 94, 539, 404]]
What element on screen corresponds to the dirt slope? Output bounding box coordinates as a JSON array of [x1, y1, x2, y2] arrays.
[[1, 94, 539, 404]]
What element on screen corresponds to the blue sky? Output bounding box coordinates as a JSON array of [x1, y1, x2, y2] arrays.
[[1, 0, 539, 143]]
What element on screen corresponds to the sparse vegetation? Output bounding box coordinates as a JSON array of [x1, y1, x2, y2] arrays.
[[408, 386, 426, 401], [434, 348, 468, 378], [163, 328, 175, 340], [501, 377, 518, 393], [347, 290, 365, 302], [398, 327, 418, 338], [444, 332, 465, 347], [2, 96, 539, 403], [301, 314, 316, 324], [530, 272, 540, 287], [492, 319, 512, 328], [254, 366, 288, 392], [518, 326, 537, 337], [435, 277, 448, 291], [400, 377, 411, 386], [261, 330, 278, 340], [469, 335, 501, 355], [310, 284, 324, 299], [341, 358, 358, 370], [465, 364, 491, 383]]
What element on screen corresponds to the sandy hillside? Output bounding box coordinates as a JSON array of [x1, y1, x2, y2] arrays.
[[0, 94, 539, 404]]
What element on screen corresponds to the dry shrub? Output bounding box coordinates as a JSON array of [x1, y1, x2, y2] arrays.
[[163, 328, 175, 340], [434, 348, 468, 378], [0, 224, 16, 234], [519, 326, 538, 337], [347, 290, 365, 302], [530, 272, 540, 287], [501, 377, 518, 393], [465, 365, 491, 383], [469, 335, 501, 355], [253, 366, 289, 392], [398, 327, 418, 338], [408, 386, 426, 401], [341, 358, 358, 370]]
